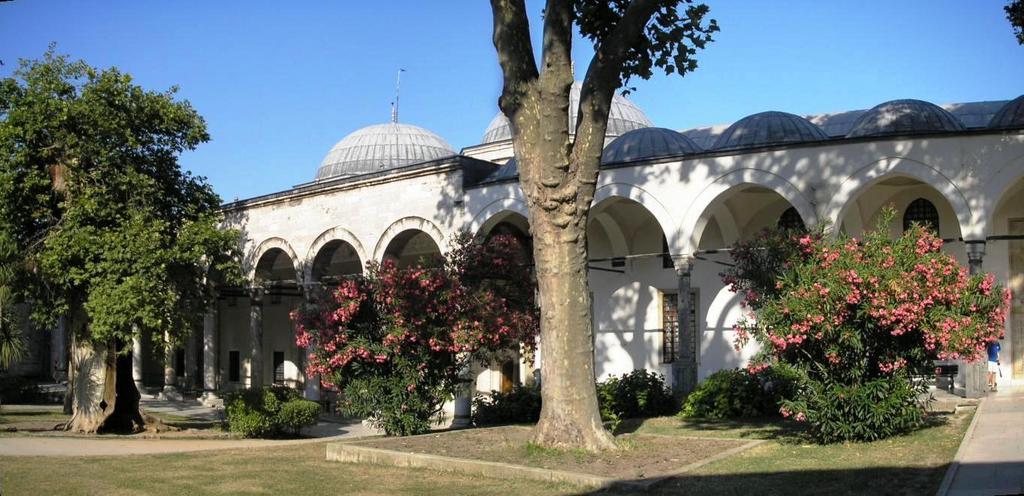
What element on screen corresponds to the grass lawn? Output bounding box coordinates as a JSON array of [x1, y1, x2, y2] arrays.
[[0, 407, 68, 425], [0, 408, 973, 495], [0, 441, 577, 496], [626, 408, 975, 496]]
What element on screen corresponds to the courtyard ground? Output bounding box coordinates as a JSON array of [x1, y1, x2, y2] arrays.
[[0, 405, 975, 495]]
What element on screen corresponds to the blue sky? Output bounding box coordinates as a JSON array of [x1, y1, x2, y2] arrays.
[[1, 1, 1021, 201]]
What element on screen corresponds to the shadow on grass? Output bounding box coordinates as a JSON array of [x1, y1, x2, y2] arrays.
[[618, 412, 955, 445], [576, 464, 973, 496]]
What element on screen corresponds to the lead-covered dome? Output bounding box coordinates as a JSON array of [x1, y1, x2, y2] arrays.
[[989, 95, 1024, 129], [847, 99, 965, 138], [602, 127, 703, 163], [481, 81, 653, 143], [712, 111, 828, 150], [316, 123, 455, 180]]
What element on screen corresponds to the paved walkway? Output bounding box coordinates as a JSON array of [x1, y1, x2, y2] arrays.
[[0, 398, 381, 457], [941, 384, 1024, 496]]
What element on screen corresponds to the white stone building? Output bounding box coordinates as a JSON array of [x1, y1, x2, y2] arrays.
[[17, 84, 1024, 411]]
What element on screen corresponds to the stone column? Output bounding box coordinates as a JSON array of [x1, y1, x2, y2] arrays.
[[674, 256, 697, 395], [50, 317, 67, 382], [161, 331, 182, 401], [301, 284, 320, 402], [184, 331, 197, 391], [201, 307, 220, 405], [963, 241, 988, 398], [132, 334, 144, 392], [451, 363, 472, 428], [249, 288, 264, 389]]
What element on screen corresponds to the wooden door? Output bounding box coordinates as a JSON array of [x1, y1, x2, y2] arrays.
[[500, 360, 515, 393]]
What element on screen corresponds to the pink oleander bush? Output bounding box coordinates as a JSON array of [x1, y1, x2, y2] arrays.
[[723, 209, 1010, 442], [291, 232, 539, 436]]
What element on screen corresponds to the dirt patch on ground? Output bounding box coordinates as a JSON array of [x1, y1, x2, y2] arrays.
[[355, 426, 748, 481]]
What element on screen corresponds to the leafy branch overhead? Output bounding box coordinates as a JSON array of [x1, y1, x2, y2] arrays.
[[1008, 0, 1024, 44], [0, 48, 241, 349], [574, 0, 718, 90]]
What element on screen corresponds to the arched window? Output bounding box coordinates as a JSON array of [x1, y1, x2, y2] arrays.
[[777, 207, 806, 232], [902, 198, 940, 234]]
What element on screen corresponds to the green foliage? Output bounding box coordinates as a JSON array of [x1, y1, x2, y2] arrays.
[[0, 235, 24, 369], [472, 383, 542, 426], [471, 370, 674, 430], [277, 399, 321, 436], [680, 366, 801, 419], [1008, 0, 1024, 44], [597, 369, 676, 430], [723, 209, 1009, 442], [574, 0, 719, 89], [224, 386, 318, 438], [337, 373, 453, 437], [0, 48, 241, 351], [782, 377, 925, 444], [294, 232, 538, 436], [0, 376, 42, 405]]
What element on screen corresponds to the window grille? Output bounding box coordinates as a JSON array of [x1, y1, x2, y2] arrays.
[[273, 351, 285, 384], [229, 351, 240, 382], [662, 291, 698, 364], [777, 207, 806, 232], [903, 198, 940, 234]]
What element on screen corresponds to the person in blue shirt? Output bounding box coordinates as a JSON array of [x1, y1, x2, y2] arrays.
[[987, 340, 1002, 392]]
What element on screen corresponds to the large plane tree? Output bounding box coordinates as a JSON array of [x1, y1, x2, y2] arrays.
[[487, 0, 717, 450], [0, 50, 239, 432]]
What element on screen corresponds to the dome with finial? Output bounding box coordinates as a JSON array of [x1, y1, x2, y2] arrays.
[[481, 81, 653, 143], [315, 123, 455, 181]]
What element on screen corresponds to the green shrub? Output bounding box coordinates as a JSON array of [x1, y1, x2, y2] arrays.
[[471, 370, 674, 430], [680, 365, 801, 419], [225, 401, 273, 438], [277, 399, 321, 435], [0, 375, 44, 405], [599, 370, 676, 419], [472, 383, 541, 426], [598, 370, 676, 431], [225, 386, 318, 438], [783, 376, 925, 443]]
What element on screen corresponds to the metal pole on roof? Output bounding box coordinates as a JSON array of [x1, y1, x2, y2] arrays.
[[391, 68, 406, 123]]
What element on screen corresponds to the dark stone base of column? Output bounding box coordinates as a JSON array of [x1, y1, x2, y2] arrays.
[[159, 385, 183, 402]]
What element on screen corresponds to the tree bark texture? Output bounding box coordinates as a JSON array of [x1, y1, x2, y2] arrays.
[[65, 318, 145, 433]]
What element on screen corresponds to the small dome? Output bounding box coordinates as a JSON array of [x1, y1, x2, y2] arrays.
[[316, 123, 455, 180], [602, 127, 703, 164], [846, 99, 965, 138], [712, 111, 828, 150], [482, 81, 653, 143], [989, 95, 1024, 129]]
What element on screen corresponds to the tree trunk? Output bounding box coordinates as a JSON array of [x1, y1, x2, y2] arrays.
[[529, 207, 616, 451], [65, 331, 145, 433]]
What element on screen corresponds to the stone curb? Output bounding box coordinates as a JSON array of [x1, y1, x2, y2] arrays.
[[326, 432, 764, 491], [935, 401, 984, 496]]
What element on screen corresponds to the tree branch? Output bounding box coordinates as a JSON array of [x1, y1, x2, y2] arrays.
[[572, 0, 661, 178], [490, 0, 540, 118]]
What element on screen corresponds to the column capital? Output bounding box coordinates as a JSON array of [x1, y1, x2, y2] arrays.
[[965, 240, 986, 259], [248, 286, 265, 304], [673, 255, 696, 275]]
